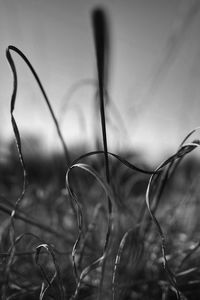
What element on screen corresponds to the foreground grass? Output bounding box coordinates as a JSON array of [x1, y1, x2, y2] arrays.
[[1, 146, 200, 300]]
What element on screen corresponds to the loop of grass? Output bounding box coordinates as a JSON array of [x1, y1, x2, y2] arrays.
[[66, 162, 116, 296]]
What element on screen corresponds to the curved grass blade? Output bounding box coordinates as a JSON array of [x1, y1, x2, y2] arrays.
[[5, 46, 71, 289], [6, 47, 27, 219], [71, 256, 103, 300], [112, 230, 130, 300], [147, 131, 200, 225], [179, 127, 200, 147], [72, 150, 155, 175], [68, 163, 115, 200], [145, 141, 200, 299], [167, 127, 200, 177], [0, 230, 72, 259], [146, 177, 180, 298], [76, 203, 103, 270], [141, 136, 200, 245], [66, 162, 115, 292], [35, 244, 65, 300], [3, 46, 28, 300], [66, 173, 83, 282], [112, 228, 143, 300], [6, 45, 70, 165], [2, 232, 43, 300], [169, 127, 200, 178]]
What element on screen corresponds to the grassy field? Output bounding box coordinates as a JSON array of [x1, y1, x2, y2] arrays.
[[1, 137, 200, 300], [1, 7, 200, 300]]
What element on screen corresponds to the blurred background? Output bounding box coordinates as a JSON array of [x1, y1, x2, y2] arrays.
[[0, 0, 200, 164]]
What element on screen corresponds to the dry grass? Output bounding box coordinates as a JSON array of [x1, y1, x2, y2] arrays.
[[0, 6, 200, 300]]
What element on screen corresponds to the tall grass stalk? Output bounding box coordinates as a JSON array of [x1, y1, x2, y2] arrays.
[[92, 7, 112, 299]]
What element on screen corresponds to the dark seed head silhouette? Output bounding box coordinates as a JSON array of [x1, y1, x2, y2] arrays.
[[91, 7, 110, 183], [91, 8, 111, 299], [91, 7, 110, 90]]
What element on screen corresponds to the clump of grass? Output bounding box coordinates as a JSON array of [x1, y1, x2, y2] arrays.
[[1, 6, 200, 300]]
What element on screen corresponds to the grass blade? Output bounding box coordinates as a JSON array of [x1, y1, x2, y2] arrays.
[[66, 162, 115, 286], [145, 141, 200, 299], [72, 150, 155, 175], [6, 45, 70, 166], [92, 7, 112, 298], [35, 243, 65, 300]]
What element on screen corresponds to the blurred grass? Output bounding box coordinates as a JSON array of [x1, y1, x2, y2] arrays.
[[1, 141, 200, 299]]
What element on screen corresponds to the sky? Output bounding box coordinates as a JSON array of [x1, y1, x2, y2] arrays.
[[0, 0, 200, 163]]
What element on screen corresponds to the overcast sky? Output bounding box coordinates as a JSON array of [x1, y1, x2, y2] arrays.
[[0, 0, 200, 163]]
